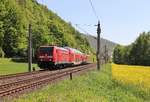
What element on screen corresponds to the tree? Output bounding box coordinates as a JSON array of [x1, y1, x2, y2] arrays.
[[113, 45, 124, 64], [129, 32, 150, 66], [1, 1, 27, 57], [113, 32, 150, 66]]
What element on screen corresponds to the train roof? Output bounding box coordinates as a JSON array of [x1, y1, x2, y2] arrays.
[[57, 47, 68, 52], [40, 45, 56, 47], [40, 46, 68, 52], [39, 46, 83, 53], [64, 47, 83, 54]]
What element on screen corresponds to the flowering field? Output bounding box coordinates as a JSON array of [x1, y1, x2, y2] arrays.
[[112, 64, 150, 89]]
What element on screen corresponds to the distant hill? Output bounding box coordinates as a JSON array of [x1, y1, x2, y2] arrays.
[[82, 34, 117, 57]]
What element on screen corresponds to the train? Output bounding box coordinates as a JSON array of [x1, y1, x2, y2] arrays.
[[37, 45, 88, 69]]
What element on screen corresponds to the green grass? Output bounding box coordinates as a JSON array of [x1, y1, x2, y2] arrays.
[[0, 58, 39, 75], [9, 64, 150, 102]]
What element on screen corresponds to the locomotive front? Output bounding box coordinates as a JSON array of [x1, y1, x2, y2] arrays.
[[37, 46, 54, 69]]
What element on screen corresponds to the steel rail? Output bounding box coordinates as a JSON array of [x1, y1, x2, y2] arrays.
[[0, 70, 44, 80]]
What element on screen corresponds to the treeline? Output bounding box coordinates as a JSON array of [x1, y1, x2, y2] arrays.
[[0, 0, 92, 58], [113, 32, 150, 66]]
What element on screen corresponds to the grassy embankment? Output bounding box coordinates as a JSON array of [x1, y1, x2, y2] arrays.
[[10, 64, 150, 102], [0, 58, 38, 75]]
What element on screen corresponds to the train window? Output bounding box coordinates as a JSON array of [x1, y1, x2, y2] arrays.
[[39, 47, 53, 56]]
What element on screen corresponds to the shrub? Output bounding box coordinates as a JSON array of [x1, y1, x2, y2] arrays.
[[0, 47, 5, 58]]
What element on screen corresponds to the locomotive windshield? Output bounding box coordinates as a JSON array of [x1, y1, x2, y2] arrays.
[[39, 47, 53, 56]]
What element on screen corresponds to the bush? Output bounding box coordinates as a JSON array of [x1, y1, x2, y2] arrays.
[[0, 47, 5, 58]]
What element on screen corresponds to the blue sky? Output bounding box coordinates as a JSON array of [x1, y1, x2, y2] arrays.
[[37, 0, 150, 45]]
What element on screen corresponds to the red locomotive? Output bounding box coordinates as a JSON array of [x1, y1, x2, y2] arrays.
[[37, 46, 88, 69]]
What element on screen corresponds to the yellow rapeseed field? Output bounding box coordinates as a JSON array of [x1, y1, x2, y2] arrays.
[[112, 64, 150, 89]]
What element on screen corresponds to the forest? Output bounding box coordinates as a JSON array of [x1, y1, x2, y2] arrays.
[[0, 0, 92, 58], [113, 32, 150, 66]]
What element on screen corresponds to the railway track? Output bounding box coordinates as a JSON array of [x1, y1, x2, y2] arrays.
[[0, 70, 44, 80], [0, 63, 96, 99], [0, 70, 55, 85]]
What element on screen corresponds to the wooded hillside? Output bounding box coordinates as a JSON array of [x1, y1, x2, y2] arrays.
[[0, 0, 92, 58]]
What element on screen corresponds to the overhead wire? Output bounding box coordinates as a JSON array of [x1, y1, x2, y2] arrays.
[[75, 24, 97, 39], [74, 24, 95, 27], [40, 0, 99, 36], [88, 0, 99, 21], [75, 24, 91, 36]]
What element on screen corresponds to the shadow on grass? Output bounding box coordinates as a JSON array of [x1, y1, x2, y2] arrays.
[[11, 58, 37, 64]]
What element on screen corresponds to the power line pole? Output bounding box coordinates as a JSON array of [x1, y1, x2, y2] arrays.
[[104, 45, 108, 64], [97, 21, 101, 70], [24, 0, 32, 72], [28, 24, 32, 72]]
